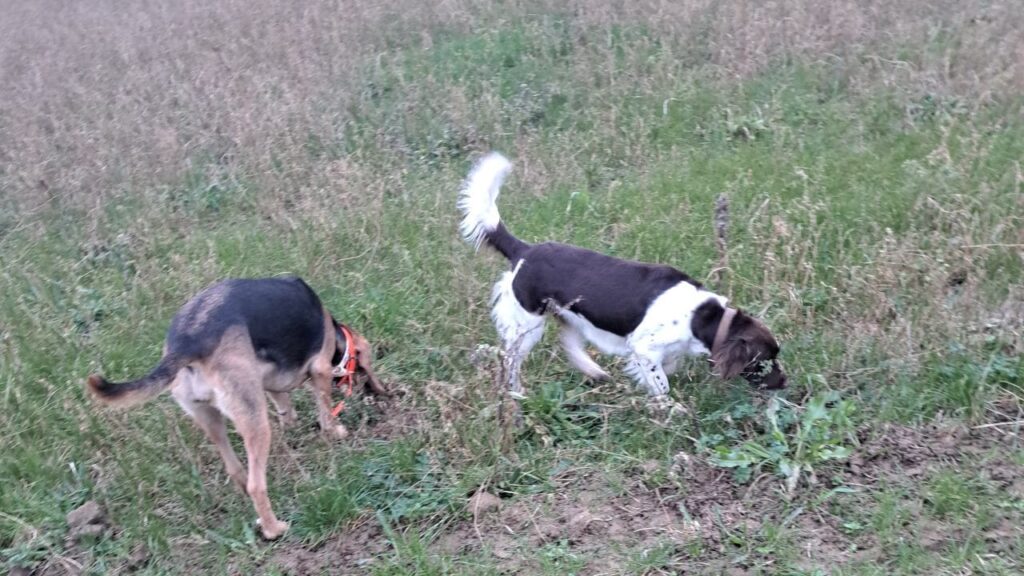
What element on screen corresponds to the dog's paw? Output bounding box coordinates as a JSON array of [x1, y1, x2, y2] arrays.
[[256, 518, 289, 540]]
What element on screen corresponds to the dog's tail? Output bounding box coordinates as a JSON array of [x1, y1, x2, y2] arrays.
[[86, 354, 188, 408], [458, 152, 530, 262]]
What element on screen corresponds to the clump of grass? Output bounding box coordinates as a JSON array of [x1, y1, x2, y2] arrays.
[[701, 392, 857, 491]]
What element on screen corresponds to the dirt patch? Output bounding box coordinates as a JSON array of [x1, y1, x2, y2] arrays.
[[28, 501, 150, 576], [344, 392, 426, 444], [849, 421, 1021, 483], [258, 421, 1022, 574], [440, 474, 693, 575], [452, 422, 1019, 572], [264, 520, 389, 575]]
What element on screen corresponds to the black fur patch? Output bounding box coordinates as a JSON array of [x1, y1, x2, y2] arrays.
[[511, 242, 699, 336], [486, 222, 530, 262], [690, 298, 726, 350], [166, 277, 326, 371]]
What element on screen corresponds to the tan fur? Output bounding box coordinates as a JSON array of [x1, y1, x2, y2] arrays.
[[350, 329, 390, 396], [87, 304, 386, 540], [179, 285, 229, 336]]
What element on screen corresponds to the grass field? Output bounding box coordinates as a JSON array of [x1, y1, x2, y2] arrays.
[[2, 0, 1023, 574]]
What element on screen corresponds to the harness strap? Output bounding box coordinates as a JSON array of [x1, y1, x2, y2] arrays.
[[330, 325, 358, 418]]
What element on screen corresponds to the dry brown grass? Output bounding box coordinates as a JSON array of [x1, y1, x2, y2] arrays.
[[2, 0, 1021, 215]]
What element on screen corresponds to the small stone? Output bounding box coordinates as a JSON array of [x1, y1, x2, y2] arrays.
[[69, 522, 107, 543], [67, 500, 104, 529], [468, 490, 502, 516]]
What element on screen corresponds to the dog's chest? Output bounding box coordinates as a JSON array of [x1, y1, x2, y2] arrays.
[[628, 282, 722, 356]]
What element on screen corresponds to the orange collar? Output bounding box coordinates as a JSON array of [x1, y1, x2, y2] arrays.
[[330, 324, 357, 418]]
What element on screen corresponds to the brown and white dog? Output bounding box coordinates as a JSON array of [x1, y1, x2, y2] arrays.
[[458, 153, 786, 399], [86, 276, 390, 540]]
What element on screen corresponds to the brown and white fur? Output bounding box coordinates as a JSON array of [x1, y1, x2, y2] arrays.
[[458, 153, 786, 399], [86, 276, 390, 540]]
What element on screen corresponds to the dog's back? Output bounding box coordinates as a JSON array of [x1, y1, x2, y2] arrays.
[[88, 276, 328, 407], [168, 277, 326, 370], [510, 242, 696, 336]]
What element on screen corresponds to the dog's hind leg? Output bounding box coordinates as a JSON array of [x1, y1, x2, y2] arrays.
[[496, 311, 545, 398], [221, 388, 289, 540], [559, 326, 610, 382], [503, 324, 543, 397], [267, 391, 297, 428], [191, 404, 247, 491], [491, 267, 545, 397], [172, 371, 247, 491]]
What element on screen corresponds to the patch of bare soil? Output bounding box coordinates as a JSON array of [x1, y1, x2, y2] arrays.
[[30, 501, 149, 576], [344, 391, 425, 444], [442, 420, 1015, 569], [264, 519, 389, 575], [432, 474, 693, 575], [662, 451, 868, 573], [849, 421, 1021, 484], [261, 421, 1022, 575]]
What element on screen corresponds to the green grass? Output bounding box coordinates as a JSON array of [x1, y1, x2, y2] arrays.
[[2, 0, 1024, 574]]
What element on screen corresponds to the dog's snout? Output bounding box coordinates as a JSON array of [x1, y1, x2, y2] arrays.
[[760, 368, 787, 390]]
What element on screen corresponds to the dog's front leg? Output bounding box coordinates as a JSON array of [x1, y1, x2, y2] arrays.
[[628, 351, 689, 421], [627, 352, 670, 397], [308, 370, 349, 440]]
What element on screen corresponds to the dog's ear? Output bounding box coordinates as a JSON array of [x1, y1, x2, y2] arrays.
[[350, 330, 393, 397], [712, 337, 751, 380], [352, 331, 373, 362]]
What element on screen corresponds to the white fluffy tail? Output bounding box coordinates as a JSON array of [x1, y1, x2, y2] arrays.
[[458, 152, 512, 250]]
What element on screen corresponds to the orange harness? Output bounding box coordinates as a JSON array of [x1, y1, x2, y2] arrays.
[[330, 325, 357, 418]]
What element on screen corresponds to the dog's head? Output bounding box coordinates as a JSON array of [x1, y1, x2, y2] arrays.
[[712, 309, 787, 390], [332, 322, 392, 397]]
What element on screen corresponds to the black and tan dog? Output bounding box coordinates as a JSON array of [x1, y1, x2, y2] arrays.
[[87, 276, 389, 540]]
